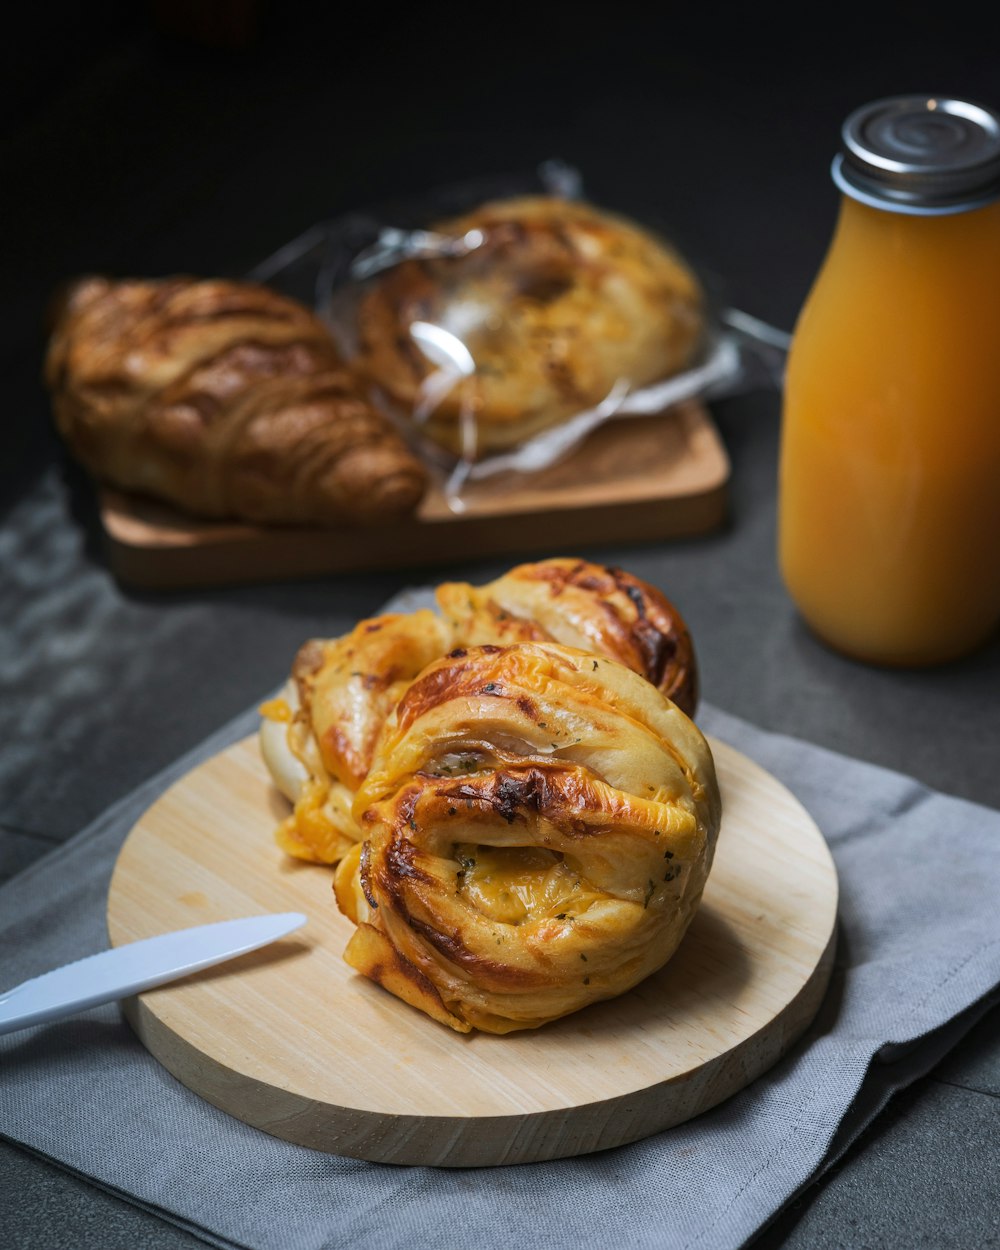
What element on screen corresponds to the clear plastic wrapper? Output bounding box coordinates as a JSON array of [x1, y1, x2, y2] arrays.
[[250, 161, 788, 509]]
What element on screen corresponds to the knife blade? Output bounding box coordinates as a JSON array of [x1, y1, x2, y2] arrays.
[[0, 912, 307, 1036]]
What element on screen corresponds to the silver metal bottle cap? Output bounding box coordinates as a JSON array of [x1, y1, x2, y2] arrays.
[[831, 95, 1000, 215]]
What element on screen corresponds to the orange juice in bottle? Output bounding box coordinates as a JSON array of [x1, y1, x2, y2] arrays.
[[779, 96, 1000, 665]]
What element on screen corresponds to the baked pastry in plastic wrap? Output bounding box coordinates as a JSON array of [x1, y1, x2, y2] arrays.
[[355, 195, 706, 457], [333, 641, 721, 1033], [45, 276, 428, 526], [259, 558, 698, 865]]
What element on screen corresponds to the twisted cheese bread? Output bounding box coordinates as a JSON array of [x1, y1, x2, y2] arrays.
[[259, 558, 697, 864], [333, 642, 720, 1033], [356, 196, 706, 456], [45, 276, 428, 526], [261, 610, 450, 863], [436, 558, 697, 715]]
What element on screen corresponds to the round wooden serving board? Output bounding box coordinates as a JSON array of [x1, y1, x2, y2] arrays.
[[107, 734, 838, 1167]]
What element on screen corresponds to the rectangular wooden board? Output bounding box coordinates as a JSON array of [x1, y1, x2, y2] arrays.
[[99, 402, 728, 589]]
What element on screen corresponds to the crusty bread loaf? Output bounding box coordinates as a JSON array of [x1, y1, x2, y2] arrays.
[[45, 276, 427, 526]]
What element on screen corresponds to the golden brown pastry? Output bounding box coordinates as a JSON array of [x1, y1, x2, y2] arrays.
[[259, 558, 699, 863], [260, 610, 451, 864], [436, 557, 697, 716], [356, 196, 706, 456], [333, 642, 721, 1033], [45, 276, 427, 525]]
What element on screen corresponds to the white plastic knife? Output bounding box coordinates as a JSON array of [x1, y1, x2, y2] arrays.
[[0, 912, 307, 1036]]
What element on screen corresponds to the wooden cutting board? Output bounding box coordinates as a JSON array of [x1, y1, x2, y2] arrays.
[[99, 403, 729, 589], [107, 733, 837, 1167]]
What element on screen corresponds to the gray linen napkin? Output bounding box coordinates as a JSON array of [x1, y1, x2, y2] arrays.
[[2, 688, 999, 1250]]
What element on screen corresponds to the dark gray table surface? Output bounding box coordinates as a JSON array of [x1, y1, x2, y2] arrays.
[[2, 9, 998, 1248]]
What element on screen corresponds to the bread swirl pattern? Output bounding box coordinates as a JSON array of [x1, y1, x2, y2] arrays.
[[45, 276, 427, 526], [259, 558, 698, 864], [333, 642, 720, 1033], [436, 558, 697, 714], [261, 610, 451, 863]]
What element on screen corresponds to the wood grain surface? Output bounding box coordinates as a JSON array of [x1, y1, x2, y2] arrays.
[[107, 732, 837, 1167], [98, 403, 729, 589]]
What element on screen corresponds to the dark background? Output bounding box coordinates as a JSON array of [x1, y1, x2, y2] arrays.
[[7, 3, 998, 508], [3, 5, 999, 1248]]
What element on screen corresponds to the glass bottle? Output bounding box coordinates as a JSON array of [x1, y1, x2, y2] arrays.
[[778, 96, 1000, 665]]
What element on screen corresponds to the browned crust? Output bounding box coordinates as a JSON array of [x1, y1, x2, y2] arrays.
[[499, 559, 697, 716], [342, 922, 470, 1033], [45, 275, 428, 526], [319, 634, 719, 1032]]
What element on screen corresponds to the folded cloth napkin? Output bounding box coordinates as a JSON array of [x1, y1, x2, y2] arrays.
[[2, 676, 999, 1250]]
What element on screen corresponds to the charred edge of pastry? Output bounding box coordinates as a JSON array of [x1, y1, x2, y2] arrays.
[[606, 566, 696, 714], [433, 766, 606, 831], [614, 580, 686, 698], [364, 830, 493, 977], [366, 815, 445, 912], [383, 827, 438, 889], [367, 776, 598, 987], [359, 841, 379, 910], [500, 559, 696, 712], [400, 910, 551, 989], [394, 646, 503, 733], [342, 922, 471, 1033]]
